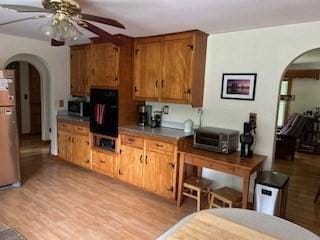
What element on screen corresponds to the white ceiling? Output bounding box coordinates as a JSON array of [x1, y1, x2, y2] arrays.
[[1, 0, 320, 45]]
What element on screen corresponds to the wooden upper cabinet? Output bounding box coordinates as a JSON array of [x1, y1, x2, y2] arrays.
[[133, 30, 208, 107], [161, 36, 193, 103], [91, 42, 120, 88], [133, 40, 162, 100], [70, 45, 91, 97]]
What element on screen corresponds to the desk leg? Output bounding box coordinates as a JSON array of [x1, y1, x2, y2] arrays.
[[177, 153, 185, 207], [242, 177, 250, 209]]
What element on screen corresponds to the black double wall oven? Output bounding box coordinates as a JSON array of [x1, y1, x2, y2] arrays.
[[90, 88, 119, 138]]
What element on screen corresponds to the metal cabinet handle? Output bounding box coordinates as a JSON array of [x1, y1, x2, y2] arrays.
[[156, 144, 163, 148], [145, 155, 148, 165], [155, 80, 159, 88], [100, 160, 106, 164], [167, 187, 174, 192], [128, 138, 135, 142], [140, 154, 143, 164], [161, 80, 164, 88]]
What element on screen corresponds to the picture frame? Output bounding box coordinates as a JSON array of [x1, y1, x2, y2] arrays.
[[221, 73, 257, 100]]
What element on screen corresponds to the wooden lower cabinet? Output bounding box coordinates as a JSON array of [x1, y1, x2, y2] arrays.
[[92, 150, 115, 177], [57, 121, 91, 169], [118, 134, 177, 199], [58, 131, 73, 162], [73, 135, 90, 168], [118, 145, 144, 187]]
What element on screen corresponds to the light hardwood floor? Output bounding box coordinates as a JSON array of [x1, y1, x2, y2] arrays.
[[0, 137, 193, 240], [273, 153, 320, 236]]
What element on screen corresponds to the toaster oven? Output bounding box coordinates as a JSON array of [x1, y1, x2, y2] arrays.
[[193, 127, 239, 154]]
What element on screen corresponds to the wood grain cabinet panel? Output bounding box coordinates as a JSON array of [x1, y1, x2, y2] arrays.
[[133, 30, 208, 107], [118, 145, 144, 187], [143, 151, 175, 199], [70, 45, 91, 96], [58, 131, 73, 163], [92, 150, 115, 177], [73, 135, 90, 169], [57, 121, 90, 169], [161, 37, 193, 103], [91, 43, 120, 88], [133, 41, 162, 100], [118, 133, 177, 199]]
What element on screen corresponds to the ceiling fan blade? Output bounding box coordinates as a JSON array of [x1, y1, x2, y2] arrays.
[[79, 13, 125, 29], [51, 39, 65, 47], [77, 21, 123, 46], [0, 15, 49, 26], [0, 4, 48, 13]]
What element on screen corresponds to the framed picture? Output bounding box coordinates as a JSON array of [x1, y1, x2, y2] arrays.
[[221, 73, 257, 100]]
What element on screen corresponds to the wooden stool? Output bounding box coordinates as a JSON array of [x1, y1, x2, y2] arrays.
[[183, 177, 212, 211], [209, 187, 242, 208]]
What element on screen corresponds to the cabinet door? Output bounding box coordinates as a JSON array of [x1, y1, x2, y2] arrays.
[[72, 134, 90, 168], [58, 131, 73, 162], [70, 46, 90, 96], [92, 150, 114, 177], [118, 145, 144, 187], [157, 153, 175, 199], [161, 37, 193, 103], [143, 151, 158, 193], [133, 41, 161, 100], [91, 43, 119, 88], [144, 151, 175, 199]]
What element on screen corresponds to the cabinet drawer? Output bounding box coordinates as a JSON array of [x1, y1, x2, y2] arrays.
[[92, 150, 115, 177], [58, 122, 74, 132], [74, 125, 89, 135], [121, 135, 144, 148], [146, 139, 175, 153]]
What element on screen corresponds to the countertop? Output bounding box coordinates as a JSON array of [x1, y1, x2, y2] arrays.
[[57, 114, 90, 126], [119, 125, 193, 140]]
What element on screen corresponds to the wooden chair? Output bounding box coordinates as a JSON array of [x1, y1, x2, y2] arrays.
[[183, 177, 212, 211], [209, 187, 242, 208]]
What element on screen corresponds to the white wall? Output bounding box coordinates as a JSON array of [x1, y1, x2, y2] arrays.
[[149, 21, 320, 193], [289, 78, 320, 115], [19, 62, 31, 134], [0, 33, 70, 155]]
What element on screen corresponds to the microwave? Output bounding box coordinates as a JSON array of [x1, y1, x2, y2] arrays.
[[68, 100, 90, 118], [193, 127, 239, 154]]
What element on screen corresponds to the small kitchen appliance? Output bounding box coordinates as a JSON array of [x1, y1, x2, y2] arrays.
[[193, 127, 239, 154], [68, 100, 90, 118], [138, 105, 152, 126], [240, 122, 255, 158], [184, 119, 194, 133]]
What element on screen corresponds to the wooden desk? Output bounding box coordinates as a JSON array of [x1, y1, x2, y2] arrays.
[[177, 137, 266, 209]]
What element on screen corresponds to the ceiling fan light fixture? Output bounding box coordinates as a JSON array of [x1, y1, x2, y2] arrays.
[[40, 16, 82, 41]]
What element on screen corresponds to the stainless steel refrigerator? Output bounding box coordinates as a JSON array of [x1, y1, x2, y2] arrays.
[[0, 70, 20, 188]]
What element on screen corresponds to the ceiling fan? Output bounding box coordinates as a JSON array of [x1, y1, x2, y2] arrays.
[[0, 0, 126, 46]]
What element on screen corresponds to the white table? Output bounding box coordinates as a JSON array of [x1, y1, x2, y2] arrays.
[[157, 209, 319, 240]]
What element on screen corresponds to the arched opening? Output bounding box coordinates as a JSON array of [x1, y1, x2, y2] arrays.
[[6, 62, 42, 137], [4, 54, 51, 142], [272, 48, 320, 234]]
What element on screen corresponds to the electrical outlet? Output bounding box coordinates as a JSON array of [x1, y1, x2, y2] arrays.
[[249, 113, 257, 129], [162, 105, 169, 115], [59, 100, 64, 108]]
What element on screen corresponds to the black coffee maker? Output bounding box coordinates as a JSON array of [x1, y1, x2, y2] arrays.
[[240, 122, 255, 158], [138, 105, 152, 126]]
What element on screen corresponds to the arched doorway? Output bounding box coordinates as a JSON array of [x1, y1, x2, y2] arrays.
[[273, 48, 320, 235], [4, 54, 51, 142], [6, 62, 41, 137]]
